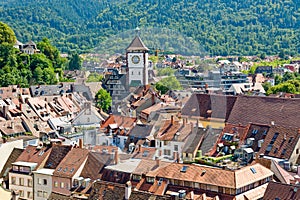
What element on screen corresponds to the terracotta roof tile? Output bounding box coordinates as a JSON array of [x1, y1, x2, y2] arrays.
[[263, 181, 300, 200], [148, 163, 273, 189], [16, 145, 52, 170], [44, 145, 72, 169], [258, 125, 300, 160], [182, 93, 237, 121], [53, 148, 89, 178], [228, 95, 300, 127]]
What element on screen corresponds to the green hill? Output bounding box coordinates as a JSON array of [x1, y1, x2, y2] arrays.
[[1, 0, 300, 56]]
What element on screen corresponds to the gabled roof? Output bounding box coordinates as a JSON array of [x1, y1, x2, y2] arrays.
[[149, 163, 273, 189], [258, 125, 300, 160], [16, 145, 52, 170], [128, 124, 153, 138], [44, 145, 72, 169], [228, 95, 300, 127], [245, 123, 270, 152], [181, 93, 237, 121], [263, 182, 300, 200], [182, 127, 205, 154], [53, 148, 89, 178], [156, 118, 192, 141], [126, 36, 149, 51], [0, 148, 23, 178], [80, 151, 112, 180]]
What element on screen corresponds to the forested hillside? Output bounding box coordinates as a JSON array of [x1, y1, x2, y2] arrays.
[[1, 0, 300, 56]]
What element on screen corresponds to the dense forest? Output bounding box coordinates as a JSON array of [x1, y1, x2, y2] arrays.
[[1, 0, 300, 56]]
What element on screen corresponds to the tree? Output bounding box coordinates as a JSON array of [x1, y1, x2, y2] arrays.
[[155, 76, 182, 94], [37, 38, 65, 69], [267, 82, 297, 95], [0, 22, 16, 45], [95, 89, 112, 112], [68, 52, 82, 70]]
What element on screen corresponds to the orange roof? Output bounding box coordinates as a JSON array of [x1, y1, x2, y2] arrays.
[[147, 163, 273, 189], [101, 115, 137, 135]]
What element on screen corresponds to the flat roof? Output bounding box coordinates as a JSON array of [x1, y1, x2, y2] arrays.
[[105, 159, 141, 173], [12, 161, 37, 168], [33, 168, 55, 175]]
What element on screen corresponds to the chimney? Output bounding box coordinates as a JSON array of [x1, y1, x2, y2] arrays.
[[125, 181, 132, 200], [78, 138, 83, 148], [151, 94, 155, 105], [190, 122, 194, 131], [171, 115, 174, 125], [196, 119, 199, 128], [138, 144, 141, 153], [183, 118, 186, 126], [155, 156, 160, 166], [11, 122, 14, 129], [114, 149, 119, 165]]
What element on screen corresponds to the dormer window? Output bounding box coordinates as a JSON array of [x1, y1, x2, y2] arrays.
[[146, 177, 155, 183]]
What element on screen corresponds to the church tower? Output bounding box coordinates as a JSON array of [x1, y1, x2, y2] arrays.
[[126, 28, 149, 87]]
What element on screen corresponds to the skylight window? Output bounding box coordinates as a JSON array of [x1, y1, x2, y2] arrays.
[[63, 167, 68, 172], [57, 167, 62, 172], [70, 168, 74, 173], [281, 149, 287, 156], [142, 150, 149, 157], [180, 166, 188, 173], [250, 167, 257, 174]]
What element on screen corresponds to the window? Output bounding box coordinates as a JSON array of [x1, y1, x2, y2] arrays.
[[281, 149, 287, 156], [54, 181, 58, 187], [132, 175, 141, 181], [27, 191, 32, 198], [37, 191, 43, 197], [146, 177, 154, 183], [174, 145, 178, 151], [132, 71, 134, 75], [43, 191, 48, 198], [164, 149, 171, 156], [297, 149, 299, 154], [60, 182, 65, 188], [11, 177, 16, 185], [289, 137, 294, 143], [19, 178, 24, 186], [138, 71, 141, 75], [270, 132, 279, 144], [38, 178, 42, 185], [43, 179, 47, 185], [19, 190, 24, 197], [13, 165, 19, 171], [28, 179, 32, 187]]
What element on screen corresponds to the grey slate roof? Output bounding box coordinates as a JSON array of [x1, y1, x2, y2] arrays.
[[126, 36, 149, 51]]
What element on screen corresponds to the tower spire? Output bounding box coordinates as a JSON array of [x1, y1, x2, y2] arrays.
[[135, 27, 140, 36]]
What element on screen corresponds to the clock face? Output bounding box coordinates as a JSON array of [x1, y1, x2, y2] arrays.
[[131, 55, 140, 64]]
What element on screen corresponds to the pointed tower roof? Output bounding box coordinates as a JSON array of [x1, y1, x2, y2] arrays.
[[126, 36, 149, 52]]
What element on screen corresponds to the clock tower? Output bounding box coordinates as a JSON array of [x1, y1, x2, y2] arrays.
[[126, 28, 149, 87]]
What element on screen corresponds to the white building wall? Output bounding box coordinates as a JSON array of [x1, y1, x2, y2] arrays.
[[128, 52, 148, 85], [33, 173, 52, 200], [9, 173, 33, 200]]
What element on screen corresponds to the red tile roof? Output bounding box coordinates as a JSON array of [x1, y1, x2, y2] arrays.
[[263, 181, 300, 200], [16, 145, 52, 170], [258, 125, 300, 160], [228, 95, 300, 127], [53, 148, 89, 178]]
